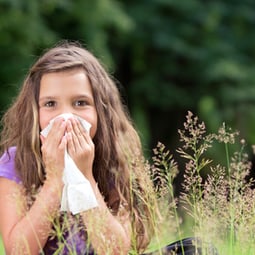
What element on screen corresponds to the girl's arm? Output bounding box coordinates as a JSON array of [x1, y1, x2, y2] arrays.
[[81, 177, 131, 255], [0, 177, 62, 255], [67, 119, 132, 254], [0, 118, 67, 255]]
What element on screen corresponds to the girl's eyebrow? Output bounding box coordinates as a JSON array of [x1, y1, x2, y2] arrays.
[[71, 94, 94, 100], [39, 96, 58, 102], [39, 94, 93, 102]]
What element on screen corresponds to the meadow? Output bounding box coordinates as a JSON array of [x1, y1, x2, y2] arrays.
[[146, 111, 255, 254], [1, 111, 255, 254]]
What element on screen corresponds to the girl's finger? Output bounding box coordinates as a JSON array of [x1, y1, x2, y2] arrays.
[[72, 118, 90, 144], [47, 118, 67, 144], [67, 119, 82, 147], [59, 135, 67, 150], [66, 130, 76, 153]]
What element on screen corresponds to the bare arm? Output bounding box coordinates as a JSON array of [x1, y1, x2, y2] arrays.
[[67, 118, 132, 254], [81, 177, 131, 255], [0, 118, 67, 255], [0, 178, 62, 255]]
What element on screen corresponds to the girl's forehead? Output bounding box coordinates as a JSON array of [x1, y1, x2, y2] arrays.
[[39, 70, 93, 96]]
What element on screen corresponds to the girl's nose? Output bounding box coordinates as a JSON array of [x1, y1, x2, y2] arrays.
[[60, 105, 73, 115]]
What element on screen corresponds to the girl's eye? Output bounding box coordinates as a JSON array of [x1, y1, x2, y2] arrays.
[[45, 101, 56, 107], [74, 100, 87, 107]]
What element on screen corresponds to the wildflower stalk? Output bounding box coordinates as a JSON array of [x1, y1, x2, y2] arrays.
[[177, 111, 214, 250], [217, 123, 240, 255], [151, 142, 182, 254], [164, 156, 184, 255], [225, 143, 230, 172], [224, 142, 234, 255], [167, 177, 185, 255]]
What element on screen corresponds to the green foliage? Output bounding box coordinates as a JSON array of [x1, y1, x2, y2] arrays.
[[0, 0, 57, 111], [1, 0, 255, 163], [119, 0, 255, 150], [0, 0, 132, 111]]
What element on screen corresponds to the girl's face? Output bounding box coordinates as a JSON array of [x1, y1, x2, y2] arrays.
[[39, 69, 97, 138]]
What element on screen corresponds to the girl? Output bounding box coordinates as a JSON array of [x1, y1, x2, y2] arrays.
[[0, 42, 156, 255]]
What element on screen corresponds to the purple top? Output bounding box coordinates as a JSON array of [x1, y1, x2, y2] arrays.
[[0, 147, 94, 255], [0, 147, 21, 184]]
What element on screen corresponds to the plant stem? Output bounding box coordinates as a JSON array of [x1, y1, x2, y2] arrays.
[[225, 143, 234, 255]]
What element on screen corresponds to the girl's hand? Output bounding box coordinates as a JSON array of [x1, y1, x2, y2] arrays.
[[66, 118, 95, 179], [40, 118, 67, 184]]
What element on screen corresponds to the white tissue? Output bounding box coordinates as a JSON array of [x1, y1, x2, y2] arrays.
[[40, 113, 91, 138], [41, 113, 98, 214]]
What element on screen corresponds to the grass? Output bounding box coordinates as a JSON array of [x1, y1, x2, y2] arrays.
[[0, 236, 5, 255], [147, 111, 255, 254], [2, 111, 255, 254]]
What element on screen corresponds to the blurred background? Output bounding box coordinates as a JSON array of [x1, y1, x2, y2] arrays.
[[1, 0, 255, 192]]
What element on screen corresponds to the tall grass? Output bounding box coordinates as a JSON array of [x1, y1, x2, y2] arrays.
[[148, 111, 255, 254], [2, 111, 255, 254]]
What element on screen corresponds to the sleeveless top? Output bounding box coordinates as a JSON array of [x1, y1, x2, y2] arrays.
[[0, 147, 94, 255]]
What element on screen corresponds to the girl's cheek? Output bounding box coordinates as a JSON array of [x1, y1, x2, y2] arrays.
[[39, 119, 48, 131], [39, 108, 57, 130], [90, 125, 97, 139]]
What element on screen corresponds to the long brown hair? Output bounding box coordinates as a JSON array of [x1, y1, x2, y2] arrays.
[[0, 42, 157, 251]]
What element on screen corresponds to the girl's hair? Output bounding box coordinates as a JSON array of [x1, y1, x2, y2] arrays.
[[0, 41, 157, 251]]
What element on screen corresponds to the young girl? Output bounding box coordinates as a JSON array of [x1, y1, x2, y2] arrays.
[[0, 42, 157, 255]]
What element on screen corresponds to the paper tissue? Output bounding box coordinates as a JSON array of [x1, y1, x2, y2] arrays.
[[40, 113, 99, 214]]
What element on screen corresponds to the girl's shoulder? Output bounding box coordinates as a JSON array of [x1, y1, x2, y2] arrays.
[[0, 146, 21, 184]]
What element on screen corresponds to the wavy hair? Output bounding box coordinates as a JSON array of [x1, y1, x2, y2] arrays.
[[0, 42, 157, 252]]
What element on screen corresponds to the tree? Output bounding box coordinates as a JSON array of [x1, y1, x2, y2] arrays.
[[1, 0, 255, 156]]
